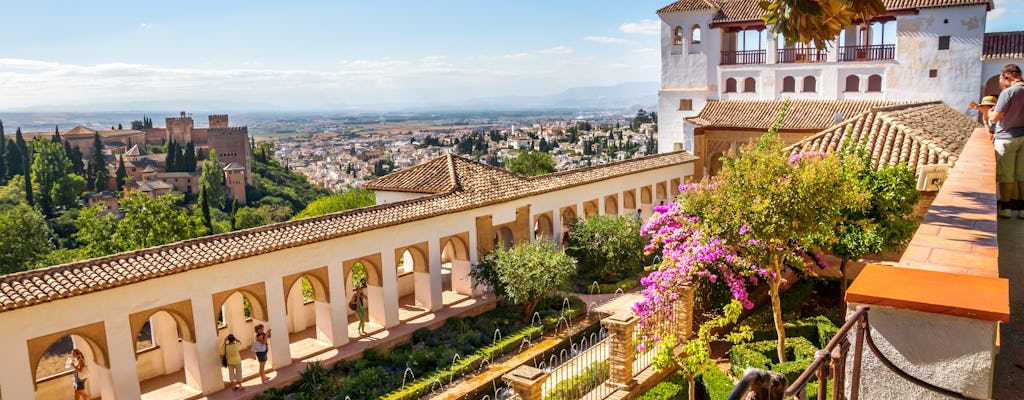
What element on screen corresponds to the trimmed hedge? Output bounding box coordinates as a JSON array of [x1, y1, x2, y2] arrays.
[[639, 373, 689, 400], [729, 336, 817, 383], [700, 366, 734, 400], [750, 315, 839, 348]]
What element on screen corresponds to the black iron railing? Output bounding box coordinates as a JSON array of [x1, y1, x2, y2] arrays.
[[839, 44, 895, 61], [726, 306, 991, 400], [721, 50, 766, 65]]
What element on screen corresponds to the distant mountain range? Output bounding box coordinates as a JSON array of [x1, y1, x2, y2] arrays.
[[457, 81, 659, 110]]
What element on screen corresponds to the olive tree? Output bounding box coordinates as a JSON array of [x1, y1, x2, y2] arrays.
[[471, 239, 576, 321]]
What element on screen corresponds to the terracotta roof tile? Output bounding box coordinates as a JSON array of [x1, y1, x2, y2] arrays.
[[658, 0, 992, 20], [0, 151, 696, 312], [786, 101, 980, 174], [688, 99, 906, 131], [983, 31, 1024, 60]]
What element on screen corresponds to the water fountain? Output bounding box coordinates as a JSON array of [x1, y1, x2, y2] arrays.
[[531, 312, 541, 328], [401, 366, 416, 388], [493, 328, 502, 345], [431, 379, 444, 394], [557, 315, 571, 334], [519, 338, 532, 353], [450, 353, 462, 385], [590, 281, 601, 295], [614, 288, 625, 297], [479, 359, 491, 372], [588, 301, 600, 317], [560, 297, 571, 316], [560, 349, 569, 364]]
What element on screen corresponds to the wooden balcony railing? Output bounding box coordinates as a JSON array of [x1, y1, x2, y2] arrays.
[[778, 47, 828, 63], [839, 44, 895, 61], [721, 49, 766, 65]]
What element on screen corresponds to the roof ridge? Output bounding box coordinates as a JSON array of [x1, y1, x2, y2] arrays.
[[445, 153, 462, 192]]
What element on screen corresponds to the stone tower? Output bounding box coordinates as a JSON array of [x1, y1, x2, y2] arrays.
[[165, 112, 194, 144]]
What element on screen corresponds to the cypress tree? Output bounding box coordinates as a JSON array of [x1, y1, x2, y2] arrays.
[[52, 125, 61, 144], [6, 135, 23, 177], [183, 142, 196, 172], [199, 184, 212, 230], [166, 139, 177, 172], [116, 155, 127, 191], [117, 123, 123, 130], [0, 120, 6, 183], [90, 132, 109, 191]]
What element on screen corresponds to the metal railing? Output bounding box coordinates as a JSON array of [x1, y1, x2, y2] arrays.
[[778, 47, 827, 63], [631, 327, 658, 374], [726, 306, 991, 400], [721, 50, 766, 65], [839, 44, 895, 61], [541, 335, 613, 400]]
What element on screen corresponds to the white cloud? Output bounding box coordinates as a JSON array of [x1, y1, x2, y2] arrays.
[[619, 19, 660, 35], [500, 53, 534, 60], [584, 36, 637, 45], [139, 23, 153, 29], [631, 48, 658, 57], [538, 46, 574, 55]]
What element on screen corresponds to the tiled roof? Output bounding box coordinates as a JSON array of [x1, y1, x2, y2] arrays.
[[364, 154, 521, 194], [0, 152, 697, 312], [657, 0, 992, 20], [786, 101, 980, 173], [687, 100, 905, 130], [983, 31, 1024, 60], [124, 145, 141, 156], [64, 126, 97, 136]]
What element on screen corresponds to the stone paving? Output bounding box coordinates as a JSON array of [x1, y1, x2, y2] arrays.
[[994, 216, 1024, 399]]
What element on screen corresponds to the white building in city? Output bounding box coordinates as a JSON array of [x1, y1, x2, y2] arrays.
[[656, 0, 1024, 154]]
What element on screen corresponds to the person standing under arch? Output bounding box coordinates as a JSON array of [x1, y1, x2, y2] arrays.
[[222, 334, 243, 390], [253, 324, 272, 382], [352, 286, 368, 335], [68, 349, 88, 400]]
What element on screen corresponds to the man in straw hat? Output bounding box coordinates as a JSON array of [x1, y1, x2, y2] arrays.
[[980, 64, 1024, 218]]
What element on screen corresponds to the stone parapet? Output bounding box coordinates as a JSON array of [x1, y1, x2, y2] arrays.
[[602, 312, 638, 390]]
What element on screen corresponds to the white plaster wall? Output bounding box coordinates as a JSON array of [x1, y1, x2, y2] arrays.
[[845, 304, 997, 399], [0, 160, 693, 400], [658, 11, 717, 155], [375, 190, 427, 205], [397, 272, 415, 298], [885, 5, 987, 113]]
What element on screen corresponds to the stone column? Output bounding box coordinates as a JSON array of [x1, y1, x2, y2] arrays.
[[673, 285, 696, 340], [191, 295, 227, 394], [425, 239, 444, 311], [766, 34, 778, 64], [502, 365, 549, 400], [602, 312, 638, 390], [379, 250, 401, 328], [264, 277, 293, 369], [104, 316, 143, 399], [324, 261, 350, 346], [551, 207, 562, 246], [827, 39, 839, 63]]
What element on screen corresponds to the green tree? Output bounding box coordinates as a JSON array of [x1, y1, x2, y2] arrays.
[[198, 185, 213, 230], [233, 206, 266, 229], [182, 142, 197, 172], [257, 203, 294, 223], [89, 133, 109, 191], [0, 120, 6, 184], [31, 138, 73, 216], [471, 239, 576, 321], [64, 141, 85, 176], [131, 120, 145, 130], [566, 215, 647, 282], [291, 188, 376, 220], [761, 0, 886, 48], [0, 175, 27, 207], [200, 149, 225, 209], [675, 121, 865, 362], [52, 174, 87, 210], [166, 139, 178, 172], [74, 193, 207, 258], [15, 128, 32, 206], [115, 155, 128, 191], [51, 125, 62, 144], [826, 144, 920, 294], [505, 149, 556, 177], [0, 203, 55, 274]]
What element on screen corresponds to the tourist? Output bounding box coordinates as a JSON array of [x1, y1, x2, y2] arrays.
[[68, 349, 88, 400], [353, 286, 368, 335], [253, 324, 272, 382], [634, 209, 642, 221], [222, 334, 243, 390], [989, 64, 1024, 218], [969, 95, 999, 135]]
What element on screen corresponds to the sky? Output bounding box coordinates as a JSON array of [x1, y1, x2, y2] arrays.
[[0, 0, 1021, 111]]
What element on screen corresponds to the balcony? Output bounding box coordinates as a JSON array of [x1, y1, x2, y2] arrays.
[[721, 49, 766, 65], [839, 44, 895, 61], [777, 47, 827, 63]]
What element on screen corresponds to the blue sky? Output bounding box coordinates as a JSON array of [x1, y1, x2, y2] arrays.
[[0, 0, 1021, 111]]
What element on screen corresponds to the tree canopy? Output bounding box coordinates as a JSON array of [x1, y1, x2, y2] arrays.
[[566, 215, 648, 282], [471, 239, 576, 321], [74, 192, 207, 258], [505, 149, 556, 177], [760, 0, 886, 48], [0, 203, 54, 274], [291, 188, 376, 220]]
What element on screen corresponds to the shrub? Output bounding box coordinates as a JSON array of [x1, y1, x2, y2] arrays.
[[729, 337, 816, 381], [639, 373, 689, 399], [700, 366, 734, 400]]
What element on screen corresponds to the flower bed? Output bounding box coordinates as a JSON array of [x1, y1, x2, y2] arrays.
[[256, 296, 585, 400]]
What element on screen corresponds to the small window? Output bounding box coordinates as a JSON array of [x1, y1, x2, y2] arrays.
[[743, 77, 756, 93], [678, 99, 693, 110], [725, 78, 737, 93], [867, 74, 883, 92], [845, 75, 860, 92], [673, 26, 683, 46], [782, 76, 796, 93], [690, 25, 701, 44], [929, 69, 938, 78], [802, 76, 817, 93], [938, 36, 950, 50]]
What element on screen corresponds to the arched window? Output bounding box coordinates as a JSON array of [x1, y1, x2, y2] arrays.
[[782, 76, 796, 93], [691, 25, 702, 44], [867, 74, 883, 92], [743, 77, 756, 93], [725, 78, 737, 93], [802, 76, 817, 93], [845, 75, 860, 92], [673, 26, 683, 46]]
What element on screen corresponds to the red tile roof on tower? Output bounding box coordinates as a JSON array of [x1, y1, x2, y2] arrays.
[[983, 31, 1024, 60], [0, 151, 697, 312], [657, 0, 993, 20], [786, 101, 980, 173], [687, 99, 907, 131]]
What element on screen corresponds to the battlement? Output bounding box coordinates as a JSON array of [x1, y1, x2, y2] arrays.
[[208, 115, 229, 129], [208, 127, 248, 135]]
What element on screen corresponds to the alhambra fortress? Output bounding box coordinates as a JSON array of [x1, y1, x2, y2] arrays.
[[0, 0, 1022, 399]]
